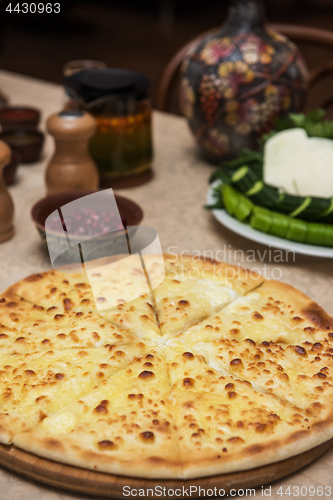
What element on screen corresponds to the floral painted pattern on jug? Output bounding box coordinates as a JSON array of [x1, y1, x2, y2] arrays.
[[180, 8, 308, 162]]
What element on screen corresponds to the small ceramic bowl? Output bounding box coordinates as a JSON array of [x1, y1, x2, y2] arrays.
[[0, 106, 40, 130], [31, 190, 144, 265], [0, 129, 44, 163], [3, 150, 20, 185]]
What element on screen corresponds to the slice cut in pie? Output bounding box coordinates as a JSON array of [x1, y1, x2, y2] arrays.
[[174, 280, 333, 346], [0, 293, 138, 354], [199, 337, 333, 419], [9, 264, 161, 342], [164, 348, 330, 478], [13, 348, 182, 478], [0, 254, 332, 480], [67, 285, 160, 342], [153, 254, 264, 337], [0, 341, 147, 443]]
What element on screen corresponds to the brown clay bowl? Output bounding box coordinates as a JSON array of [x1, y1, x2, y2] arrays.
[[0, 106, 40, 130], [0, 129, 44, 163], [31, 190, 144, 264], [3, 150, 20, 186]]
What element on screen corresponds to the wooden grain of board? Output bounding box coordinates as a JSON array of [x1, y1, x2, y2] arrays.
[[0, 440, 331, 498]]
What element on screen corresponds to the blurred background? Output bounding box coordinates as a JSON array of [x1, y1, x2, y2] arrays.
[[0, 0, 333, 111]]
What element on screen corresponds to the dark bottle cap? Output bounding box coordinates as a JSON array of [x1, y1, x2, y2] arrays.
[[64, 68, 151, 103]]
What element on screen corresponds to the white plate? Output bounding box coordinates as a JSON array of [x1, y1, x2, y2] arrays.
[[207, 183, 333, 258]]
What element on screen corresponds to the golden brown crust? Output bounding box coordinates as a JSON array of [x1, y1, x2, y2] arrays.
[[14, 420, 333, 479], [179, 424, 333, 478], [302, 302, 333, 331], [252, 280, 333, 342], [14, 430, 183, 478]]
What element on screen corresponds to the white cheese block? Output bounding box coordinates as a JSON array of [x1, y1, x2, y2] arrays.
[[263, 128, 333, 197]]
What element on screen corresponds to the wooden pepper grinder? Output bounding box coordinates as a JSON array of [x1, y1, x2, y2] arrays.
[[0, 140, 14, 243], [45, 110, 99, 194]]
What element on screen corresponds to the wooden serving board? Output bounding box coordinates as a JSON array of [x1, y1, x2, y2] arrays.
[[0, 440, 332, 498]]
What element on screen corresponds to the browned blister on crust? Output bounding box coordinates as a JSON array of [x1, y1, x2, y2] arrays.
[[153, 254, 264, 337], [13, 350, 183, 478], [175, 279, 333, 346], [0, 342, 148, 443], [162, 348, 333, 478], [197, 338, 333, 420]]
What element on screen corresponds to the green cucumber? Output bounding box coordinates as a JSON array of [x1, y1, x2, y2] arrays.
[[231, 166, 258, 192], [217, 184, 333, 247], [305, 223, 327, 246], [222, 185, 240, 216], [222, 184, 253, 221], [274, 193, 307, 214], [211, 164, 333, 223], [289, 197, 312, 218], [286, 218, 308, 242], [234, 196, 254, 222], [246, 181, 262, 197], [324, 225, 333, 246], [246, 181, 280, 208], [250, 207, 272, 233], [316, 198, 333, 223], [249, 162, 263, 180], [269, 212, 290, 238], [307, 197, 331, 218], [290, 197, 331, 220], [231, 172, 333, 220]]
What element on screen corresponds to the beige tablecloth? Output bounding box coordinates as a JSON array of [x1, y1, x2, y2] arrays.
[[0, 70, 332, 500]]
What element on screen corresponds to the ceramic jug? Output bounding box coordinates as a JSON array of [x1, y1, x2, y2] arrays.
[[179, 0, 308, 161]]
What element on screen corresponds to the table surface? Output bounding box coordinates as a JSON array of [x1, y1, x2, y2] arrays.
[[0, 69, 332, 500]]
